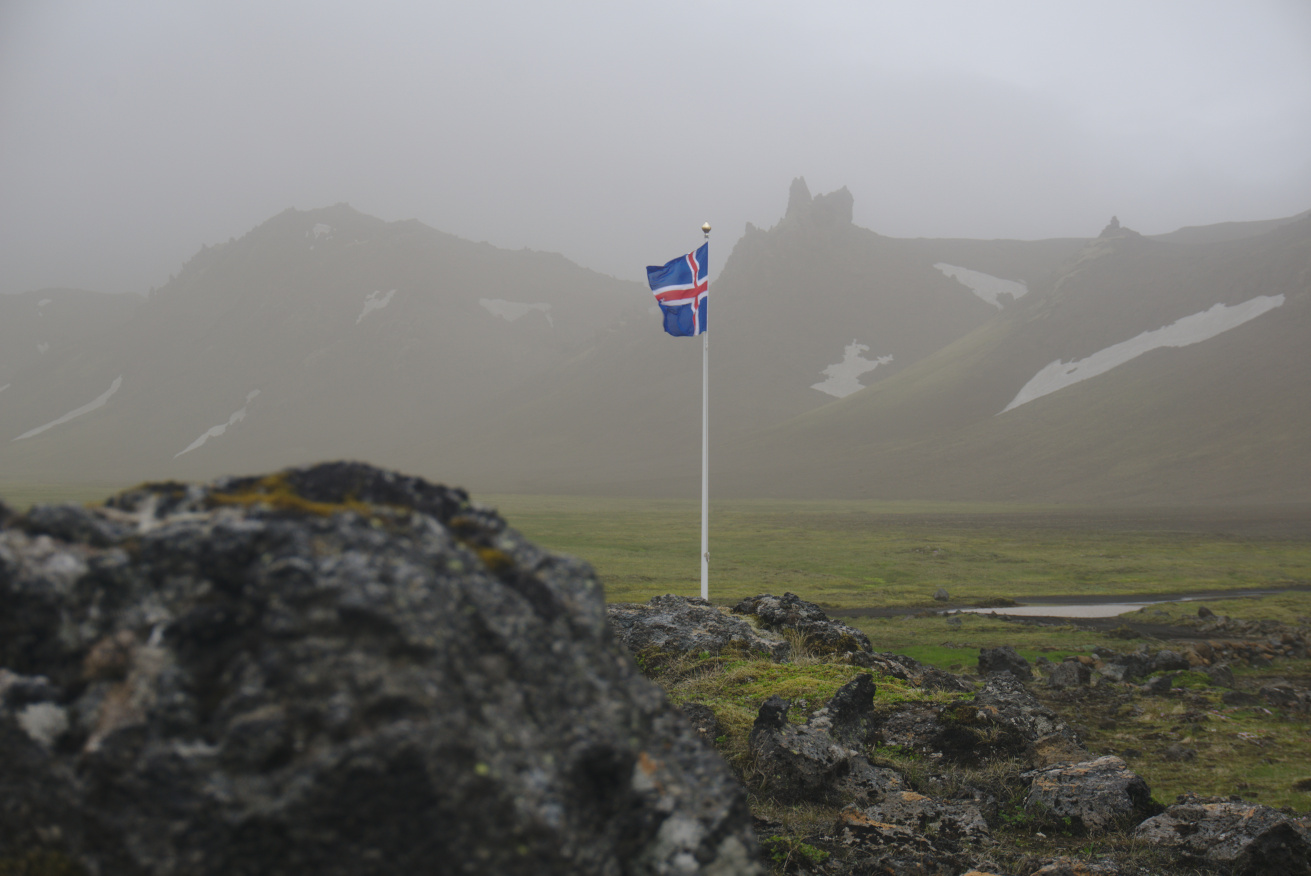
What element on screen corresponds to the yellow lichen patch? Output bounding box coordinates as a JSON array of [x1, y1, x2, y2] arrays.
[[207, 473, 375, 518], [476, 547, 514, 573]]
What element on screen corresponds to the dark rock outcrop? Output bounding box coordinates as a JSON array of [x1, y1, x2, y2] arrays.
[[1148, 649, 1189, 673], [874, 674, 1085, 769], [783, 177, 854, 229], [1260, 678, 1310, 711], [0, 463, 763, 875], [967, 675, 1086, 765], [609, 594, 788, 664], [1134, 794, 1311, 876], [1202, 662, 1235, 688], [732, 592, 871, 658], [748, 689, 903, 807], [978, 646, 1032, 680], [832, 810, 968, 876], [1021, 756, 1158, 834], [805, 673, 879, 748], [850, 791, 992, 848], [1094, 647, 1152, 683], [1047, 660, 1091, 690], [851, 650, 975, 693]]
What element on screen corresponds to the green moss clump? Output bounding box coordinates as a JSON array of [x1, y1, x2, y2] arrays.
[[760, 835, 829, 866]]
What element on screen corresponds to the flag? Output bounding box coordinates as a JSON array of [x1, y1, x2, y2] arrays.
[[646, 243, 708, 337]]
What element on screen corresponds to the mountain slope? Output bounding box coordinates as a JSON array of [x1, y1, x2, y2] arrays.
[[717, 214, 1311, 502], [0, 204, 646, 485], [430, 179, 1078, 494], [3, 194, 1307, 506]]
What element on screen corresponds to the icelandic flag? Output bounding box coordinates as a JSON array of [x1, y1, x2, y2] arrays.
[[646, 243, 708, 337]]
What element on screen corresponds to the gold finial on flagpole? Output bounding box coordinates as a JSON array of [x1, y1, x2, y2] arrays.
[[702, 222, 711, 238]]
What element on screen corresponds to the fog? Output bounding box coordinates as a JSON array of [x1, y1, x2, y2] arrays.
[[2, 0, 1309, 296]]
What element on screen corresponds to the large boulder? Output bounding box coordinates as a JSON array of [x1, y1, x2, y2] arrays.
[[1021, 756, 1158, 834], [0, 463, 762, 875], [1134, 794, 1311, 876], [608, 595, 787, 664], [731, 593, 872, 657]]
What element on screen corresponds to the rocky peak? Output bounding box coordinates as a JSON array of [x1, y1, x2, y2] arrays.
[[783, 176, 855, 229], [1098, 214, 1141, 239]]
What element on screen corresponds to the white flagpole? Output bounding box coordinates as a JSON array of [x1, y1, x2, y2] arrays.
[[700, 221, 711, 601]]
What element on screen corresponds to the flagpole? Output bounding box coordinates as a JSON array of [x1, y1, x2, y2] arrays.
[[700, 221, 711, 601]]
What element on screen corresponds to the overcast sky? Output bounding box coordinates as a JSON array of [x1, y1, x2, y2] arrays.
[[3, 0, 1309, 295]]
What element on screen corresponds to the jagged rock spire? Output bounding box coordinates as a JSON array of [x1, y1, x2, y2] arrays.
[[784, 176, 854, 228]]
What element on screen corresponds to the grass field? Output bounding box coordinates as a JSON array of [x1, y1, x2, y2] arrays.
[[483, 494, 1311, 610]]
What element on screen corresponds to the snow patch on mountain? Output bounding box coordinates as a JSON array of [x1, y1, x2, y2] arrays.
[[175, 390, 261, 458], [13, 376, 123, 441], [480, 298, 554, 328], [1002, 294, 1286, 413], [311, 224, 331, 239], [38, 298, 53, 308], [934, 263, 1028, 308], [37, 342, 49, 354], [812, 340, 893, 398], [356, 289, 396, 324]]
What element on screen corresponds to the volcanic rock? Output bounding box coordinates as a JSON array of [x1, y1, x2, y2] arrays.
[[731, 592, 872, 658], [876, 674, 1084, 768], [1021, 756, 1158, 834], [748, 694, 903, 807], [832, 809, 968, 876], [1047, 661, 1091, 690], [850, 791, 992, 847], [978, 646, 1032, 680], [1148, 649, 1190, 673], [0, 462, 762, 875], [850, 651, 975, 693], [1201, 662, 1234, 688], [608, 594, 788, 664], [1134, 794, 1311, 876], [805, 673, 879, 747]]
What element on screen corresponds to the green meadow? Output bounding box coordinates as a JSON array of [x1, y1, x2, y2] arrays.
[[485, 494, 1311, 610]]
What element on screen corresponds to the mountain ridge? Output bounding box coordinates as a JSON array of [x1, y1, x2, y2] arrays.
[[2, 189, 1308, 505]]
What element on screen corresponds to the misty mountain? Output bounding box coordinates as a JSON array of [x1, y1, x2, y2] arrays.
[[434, 177, 1049, 494], [0, 204, 645, 485], [0, 289, 141, 387], [1, 188, 1307, 505], [715, 212, 1311, 503]]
